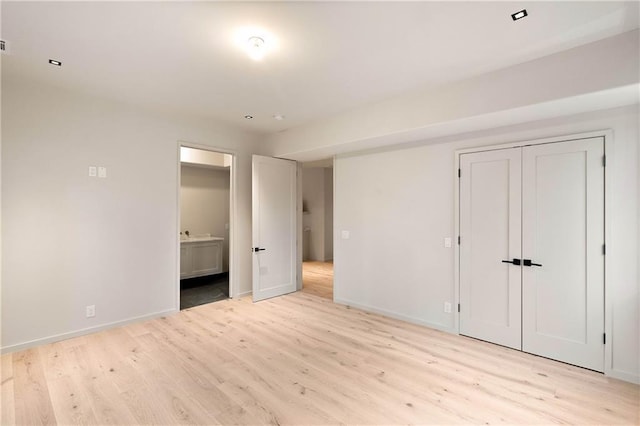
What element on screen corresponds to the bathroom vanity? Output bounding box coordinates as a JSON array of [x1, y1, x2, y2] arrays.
[[180, 236, 224, 279]]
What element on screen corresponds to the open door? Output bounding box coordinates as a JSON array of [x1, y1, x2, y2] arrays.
[[252, 155, 298, 301]]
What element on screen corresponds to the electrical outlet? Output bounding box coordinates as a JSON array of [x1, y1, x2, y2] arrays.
[[444, 302, 452, 313], [98, 167, 107, 178], [86, 305, 95, 318], [88, 166, 97, 177]]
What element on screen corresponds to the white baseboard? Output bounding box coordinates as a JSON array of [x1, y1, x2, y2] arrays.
[[606, 368, 640, 385], [234, 290, 252, 299], [1, 308, 177, 354], [333, 297, 454, 334]]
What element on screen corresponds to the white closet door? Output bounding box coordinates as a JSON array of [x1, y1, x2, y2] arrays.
[[521, 138, 604, 371], [460, 148, 522, 350]]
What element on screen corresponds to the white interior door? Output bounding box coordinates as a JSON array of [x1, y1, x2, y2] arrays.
[[522, 138, 604, 371], [460, 148, 522, 350], [252, 155, 297, 302]]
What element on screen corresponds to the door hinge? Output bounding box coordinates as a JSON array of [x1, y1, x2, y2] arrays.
[[602, 155, 606, 167], [603, 333, 606, 344], [457, 303, 461, 313], [457, 236, 461, 245], [458, 168, 461, 178], [602, 244, 606, 255]]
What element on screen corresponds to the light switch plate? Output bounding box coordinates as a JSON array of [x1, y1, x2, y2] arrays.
[[444, 237, 452, 248], [86, 305, 95, 318], [341, 230, 350, 240], [98, 167, 107, 178], [88, 166, 97, 177]]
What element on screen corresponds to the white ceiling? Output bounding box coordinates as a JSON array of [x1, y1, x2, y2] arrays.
[[2, 1, 638, 134]]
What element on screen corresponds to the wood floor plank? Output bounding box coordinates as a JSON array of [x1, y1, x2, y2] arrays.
[[138, 315, 288, 425], [274, 292, 634, 423], [302, 261, 333, 299], [255, 296, 545, 424], [3, 285, 639, 425], [87, 331, 213, 425], [38, 342, 100, 425], [1, 353, 16, 426], [132, 329, 255, 424], [63, 343, 139, 425], [184, 304, 419, 424], [12, 349, 57, 425], [152, 311, 343, 425]]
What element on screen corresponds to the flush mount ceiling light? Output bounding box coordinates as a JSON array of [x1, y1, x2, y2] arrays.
[[234, 27, 277, 61], [48, 59, 62, 66], [247, 36, 265, 61], [273, 114, 285, 121], [511, 9, 528, 21]]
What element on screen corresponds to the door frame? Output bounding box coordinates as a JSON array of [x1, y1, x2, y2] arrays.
[[454, 129, 613, 375], [176, 141, 238, 306]]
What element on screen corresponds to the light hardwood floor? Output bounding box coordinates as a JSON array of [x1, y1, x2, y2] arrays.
[[302, 261, 333, 300], [2, 291, 638, 425]]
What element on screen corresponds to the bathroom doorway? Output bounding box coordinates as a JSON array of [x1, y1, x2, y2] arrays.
[[178, 145, 234, 310], [301, 158, 334, 300]]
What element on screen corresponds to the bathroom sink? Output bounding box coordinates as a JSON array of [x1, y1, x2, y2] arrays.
[[180, 235, 223, 243]]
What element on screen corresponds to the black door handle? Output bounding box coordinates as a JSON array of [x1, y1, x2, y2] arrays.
[[523, 259, 542, 267], [253, 247, 266, 253], [501, 258, 521, 265]]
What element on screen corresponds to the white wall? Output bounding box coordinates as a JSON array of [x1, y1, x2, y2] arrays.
[[302, 168, 326, 261], [1, 76, 260, 352], [334, 105, 639, 383], [180, 165, 230, 271]]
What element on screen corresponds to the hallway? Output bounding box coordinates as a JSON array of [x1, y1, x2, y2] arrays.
[[302, 261, 333, 300]]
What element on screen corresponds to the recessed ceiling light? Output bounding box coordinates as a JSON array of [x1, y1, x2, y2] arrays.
[[273, 114, 285, 121], [511, 9, 528, 21], [49, 59, 62, 66], [244, 115, 253, 120]]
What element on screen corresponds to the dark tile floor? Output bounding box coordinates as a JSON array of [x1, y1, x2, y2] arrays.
[[180, 273, 229, 310]]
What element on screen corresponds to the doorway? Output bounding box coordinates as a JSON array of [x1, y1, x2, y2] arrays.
[[458, 137, 605, 371], [179, 145, 233, 309], [301, 159, 334, 300]]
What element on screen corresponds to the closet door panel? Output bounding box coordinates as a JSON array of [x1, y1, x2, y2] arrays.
[[522, 138, 604, 372], [460, 148, 522, 350]]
